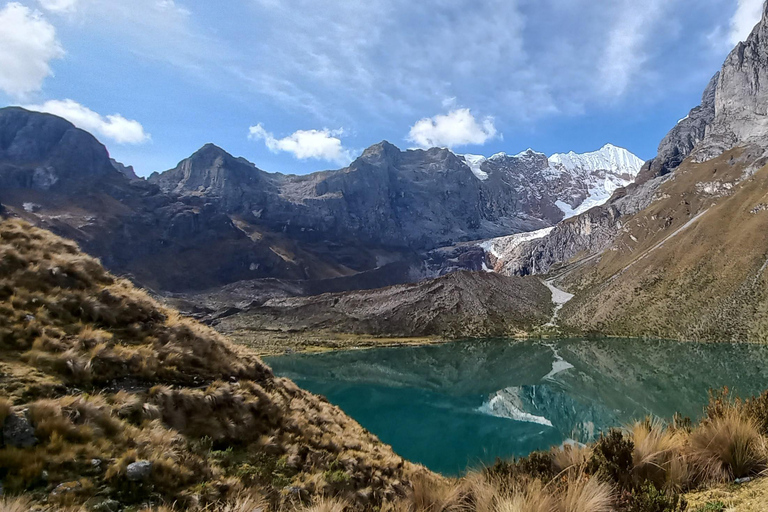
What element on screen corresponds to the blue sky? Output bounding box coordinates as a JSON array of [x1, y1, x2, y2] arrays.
[[0, 0, 764, 176]]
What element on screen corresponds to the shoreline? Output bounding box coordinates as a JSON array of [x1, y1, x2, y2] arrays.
[[226, 328, 768, 357]]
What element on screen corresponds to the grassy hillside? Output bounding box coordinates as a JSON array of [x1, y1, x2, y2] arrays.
[[0, 219, 416, 510], [559, 148, 768, 342]]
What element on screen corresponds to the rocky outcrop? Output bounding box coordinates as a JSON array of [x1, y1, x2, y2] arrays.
[[491, 5, 768, 278], [151, 141, 642, 252], [638, 72, 720, 182], [110, 159, 140, 181]]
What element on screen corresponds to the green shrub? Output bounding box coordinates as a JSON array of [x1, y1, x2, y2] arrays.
[[628, 481, 686, 512], [693, 501, 726, 512], [587, 429, 634, 489], [485, 450, 555, 490]]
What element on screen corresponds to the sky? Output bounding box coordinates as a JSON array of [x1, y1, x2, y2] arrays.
[[0, 0, 764, 177]]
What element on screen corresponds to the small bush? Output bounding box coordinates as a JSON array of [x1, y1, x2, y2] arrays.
[[627, 481, 686, 512], [486, 450, 555, 490], [692, 501, 726, 512], [586, 430, 634, 489]]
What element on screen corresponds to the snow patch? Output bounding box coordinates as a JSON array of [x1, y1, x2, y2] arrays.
[[461, 154, 489, 181], [478, 227, 554, 260]]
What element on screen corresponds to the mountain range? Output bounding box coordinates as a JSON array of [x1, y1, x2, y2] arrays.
[[0, 106, 641, 301], [5, 5, 768, 344]]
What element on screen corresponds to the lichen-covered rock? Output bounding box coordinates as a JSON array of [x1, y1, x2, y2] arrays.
[[1, 411, 37, 448]]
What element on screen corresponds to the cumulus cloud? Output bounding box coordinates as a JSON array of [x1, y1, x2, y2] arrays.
[[25, 99, 151, 144], [0, 2, 64, 98], [407, 109, 498, 149], [729, 0, 764, 45], [248, 124, 354, 165], [38, 0, 79, 12]]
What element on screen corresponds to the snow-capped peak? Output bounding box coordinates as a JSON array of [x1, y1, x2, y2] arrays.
[[549, 144, 644, 176], [514, 148, 546, 159]]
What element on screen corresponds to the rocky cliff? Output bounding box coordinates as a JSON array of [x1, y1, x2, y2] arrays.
[[489, 5, 768, 279], [486, 4, 768, 341]]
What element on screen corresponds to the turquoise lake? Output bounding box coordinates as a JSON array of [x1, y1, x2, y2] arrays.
[[265, 338, 768, 476]]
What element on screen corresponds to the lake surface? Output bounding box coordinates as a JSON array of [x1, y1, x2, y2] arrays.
[[265, 338, 768, 475]]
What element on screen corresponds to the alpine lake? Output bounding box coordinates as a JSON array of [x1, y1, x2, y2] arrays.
[[265, 338, 768, 475]]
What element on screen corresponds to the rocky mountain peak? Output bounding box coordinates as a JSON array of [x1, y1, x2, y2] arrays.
[[149, 143, 267, 197], [0, 107, 120, 190], [358, 140, 400, 163]]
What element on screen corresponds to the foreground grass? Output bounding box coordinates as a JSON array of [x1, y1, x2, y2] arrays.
[[0, 219, 414, 510], [4, 218, 768, 512]]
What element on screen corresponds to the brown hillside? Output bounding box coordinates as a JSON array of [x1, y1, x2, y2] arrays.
[[559, 147, 768, 341], [0, 219, 417, 510]]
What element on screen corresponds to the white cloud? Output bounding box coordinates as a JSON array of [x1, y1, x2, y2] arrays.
[[38, 0, 79, 12], [25, 99, 151, 144], [729, 0, 764, 45], [0, 2, 64, 98], [598, 0, 670, 98], [248, 124, 353, 165], [407, 109, 498, 149]]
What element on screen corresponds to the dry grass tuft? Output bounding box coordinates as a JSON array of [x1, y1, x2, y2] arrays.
[[294, 497, 349, 512], [551, 444, 591, 476], [407, 472, 464, 512], [629, 417, 689, 490], [557, 475, 614, 512], [0, 219, 412, 510], [689, 409, 767, 483], [496, 479, 556, 512]]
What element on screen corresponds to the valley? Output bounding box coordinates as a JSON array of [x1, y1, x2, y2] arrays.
[[5, 1, 768, 511]]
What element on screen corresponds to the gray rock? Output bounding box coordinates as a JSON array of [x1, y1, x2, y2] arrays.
[[2, 411, 37, 448], [695, 2, 768, 160], [110, 158, 140, 181], [92, 499, 121, 512], [51, 481, 81, 496], [125, 460, 152, 481]]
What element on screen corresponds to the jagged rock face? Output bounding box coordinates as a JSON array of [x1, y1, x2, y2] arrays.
[[110, 158, 140, 181], [0, 108, 315, 292], [0, 107, 120, 190], [697, 2, 768, 160], [638, 72, 720, 182], [152, 142, 551, 250], [493, 204, 622, 276], [152, 142, 642, 251]]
